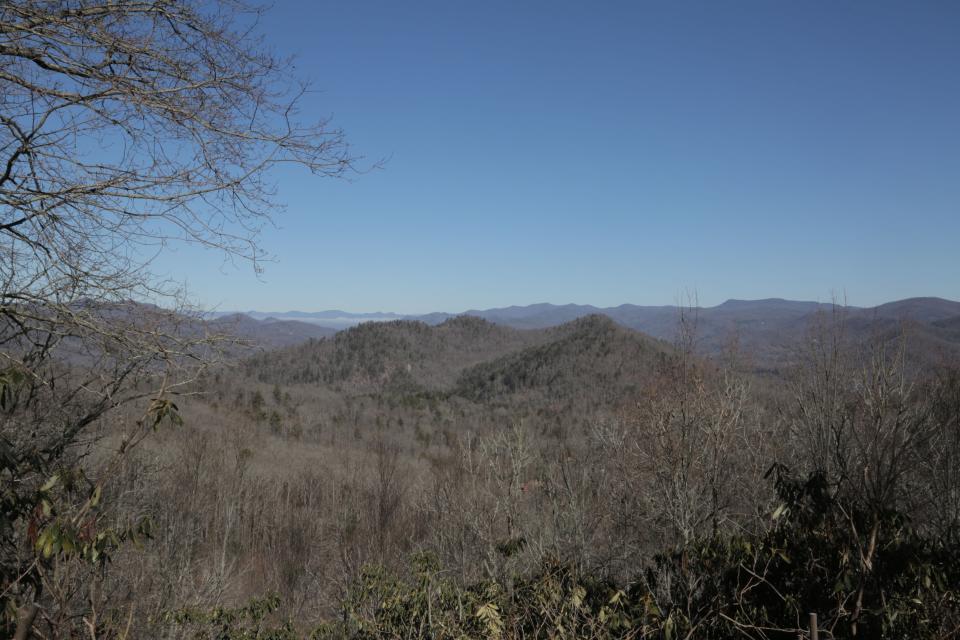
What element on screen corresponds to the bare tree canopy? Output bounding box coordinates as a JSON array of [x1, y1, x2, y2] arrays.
[[1, 0, 353, 314], [0, 3, 355, 632], [0, 0, 356, 444]]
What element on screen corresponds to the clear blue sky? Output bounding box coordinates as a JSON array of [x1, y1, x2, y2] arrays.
[[156, 1, 960, 314]]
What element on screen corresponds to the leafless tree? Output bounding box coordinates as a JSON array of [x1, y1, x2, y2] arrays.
[[0, 1, 356, 635], [783, 307, 948, 636]]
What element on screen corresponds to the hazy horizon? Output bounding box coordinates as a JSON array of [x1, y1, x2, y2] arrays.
[[207, 292, 960, 317]]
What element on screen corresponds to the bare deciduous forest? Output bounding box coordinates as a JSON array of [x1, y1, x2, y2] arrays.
[[2, 2, 959, 639]]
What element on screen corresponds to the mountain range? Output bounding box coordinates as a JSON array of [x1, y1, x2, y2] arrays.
[[215, 297, 960, 366]]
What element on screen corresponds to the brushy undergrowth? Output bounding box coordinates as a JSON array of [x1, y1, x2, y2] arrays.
[[170, 466, 960, 640]]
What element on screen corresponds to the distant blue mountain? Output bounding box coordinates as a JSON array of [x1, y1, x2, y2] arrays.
[[212, 297, 960, 358]]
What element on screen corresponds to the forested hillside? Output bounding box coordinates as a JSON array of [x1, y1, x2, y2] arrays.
[[5, 291, 960, 638], [11, 307, 948, 639], [244, 315, 555, 391], [454, 315, 670, 407]]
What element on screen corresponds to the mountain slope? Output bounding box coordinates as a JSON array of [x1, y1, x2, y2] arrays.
[[244, 315, 554, 391], [860, 297, 960, 323], [454, 315, 671, 406], [208, 313, 336, 349]]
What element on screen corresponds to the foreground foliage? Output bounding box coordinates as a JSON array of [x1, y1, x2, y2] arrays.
[[170, 464, 959, 640]]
